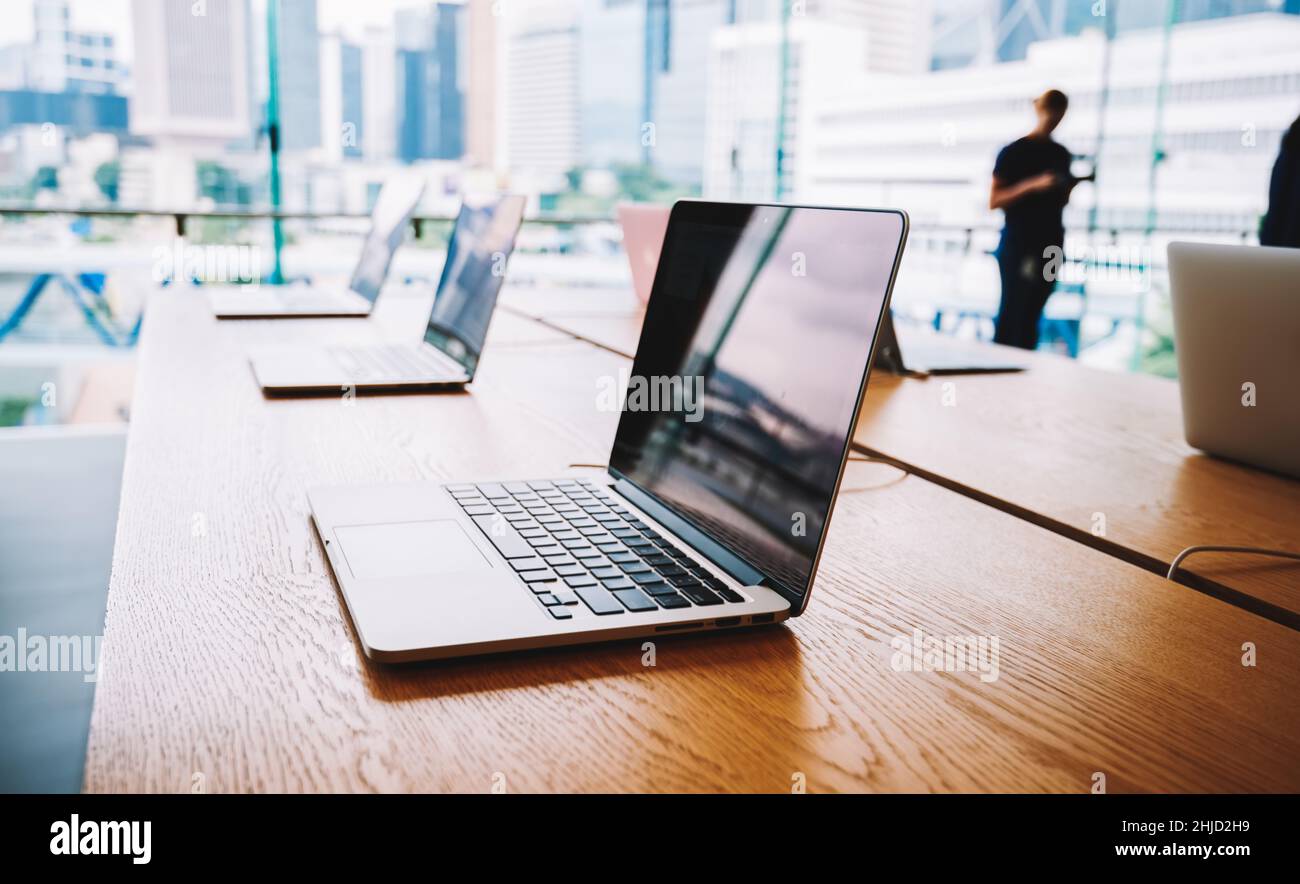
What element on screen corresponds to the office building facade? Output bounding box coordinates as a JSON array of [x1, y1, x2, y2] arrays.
[[361, 25, 397, 162], [932, 0, 1300, 70], [340, 42, 364, 160], [27, 0, 124, 95], [506, 0, 582, 184], [396, 3, 467, 163], [130, 0, 256, 144], [801, 12, 1300, 233], [276, 0, 322, 152]]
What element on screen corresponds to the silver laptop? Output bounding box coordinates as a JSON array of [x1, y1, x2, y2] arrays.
[[874, 310, 1026, 375], [308, 201, 909, 662], [251, 194, 527, 396], [1168, 241, 1300, 479], [209, 174, 426, 319]]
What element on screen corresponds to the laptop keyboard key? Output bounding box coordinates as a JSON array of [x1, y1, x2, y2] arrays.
[[537, 593, 561, 606], [601, 577, 634, 590], [655, 592, 691, 609], [564, 574, 597, 588], [612, 588, 657, 612], [520, 569, 558, 582], [630, 571, 665, 586], [680, 584, 724, 606], [576, 587, 624, 615], [471, 516, 535, 559], [510, 557, 548, 572], [549, 606, 573, 620], [714, 586, 745, 603], [642, 582, 680, 597]]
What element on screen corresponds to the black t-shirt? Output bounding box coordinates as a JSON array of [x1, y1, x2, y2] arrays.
[[993, 136, 1073, 239]]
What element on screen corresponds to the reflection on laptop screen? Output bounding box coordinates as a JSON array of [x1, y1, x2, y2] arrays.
[[348, 176, 426, 303], [609, 204, 904, 596], [423, 195, 527, 375]]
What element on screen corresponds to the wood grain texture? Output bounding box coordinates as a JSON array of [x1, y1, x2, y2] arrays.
[[854, 351, 1300, 623], [499, 286, 643, 359], [82, 290, 1300, 793], [502, 286, 1300, 622]]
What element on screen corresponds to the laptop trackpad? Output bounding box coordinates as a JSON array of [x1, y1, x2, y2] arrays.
[[336, 521, 490, 579]]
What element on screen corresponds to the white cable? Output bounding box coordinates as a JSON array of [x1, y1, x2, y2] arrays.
[[1166, 545, 1300, 581]]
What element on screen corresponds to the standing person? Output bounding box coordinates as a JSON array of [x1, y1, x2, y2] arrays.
[[989, 89, 1080, 349], [1260, 113, 1300, 248]]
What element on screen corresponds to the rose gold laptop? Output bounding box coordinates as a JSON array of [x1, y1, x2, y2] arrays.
[[616, 202, 671, 305]]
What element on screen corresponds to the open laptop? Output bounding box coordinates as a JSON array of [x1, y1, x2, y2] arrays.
[[1168, 241, 1300, 479], [250, 194, 527, 396], [308, 201, 909, 662], [874, 310, 1026, 375], [209, 174, 426, 319], [617, 202, 671, 304]]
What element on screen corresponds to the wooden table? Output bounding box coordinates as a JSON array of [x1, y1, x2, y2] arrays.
[[854, 348, 1300, 626], [83, 289, 1300, 792], [497, 285, 1300, 628], [499, 284, 644, 358]]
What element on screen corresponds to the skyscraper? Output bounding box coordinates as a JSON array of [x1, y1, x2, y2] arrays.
[[506, 0, 582, 182], [578, 0, 643, 170], [276, 0, 322, 152], [465, 0, 500, 170], [361, 25, 396, 161], [317, 30, 362, 161], [395, 3, 467, 163], [931, 0, 1296, 70], [130, 0, 255, 144], [28, 0, 124, 95], [340, 42, 364, 160], [642, 0, 735, 186]]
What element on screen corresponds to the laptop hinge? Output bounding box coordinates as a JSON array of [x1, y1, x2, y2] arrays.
[[610, 475, 796, 603]]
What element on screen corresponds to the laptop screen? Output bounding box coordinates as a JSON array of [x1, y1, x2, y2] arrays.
[[422, 195, 527, 376], [348, 175, 427, 303], [609, 203, 905, 597]]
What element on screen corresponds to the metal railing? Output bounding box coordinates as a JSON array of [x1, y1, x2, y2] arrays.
[[0, 204, 613, 239]]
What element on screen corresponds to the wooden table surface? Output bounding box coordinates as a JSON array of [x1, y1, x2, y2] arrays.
[[498, 286, 1300, 627], [854, 351, 1300, 626], [83, 289, 1300, 792]]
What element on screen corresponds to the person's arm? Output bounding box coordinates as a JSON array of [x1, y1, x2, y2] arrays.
[[989, 171, 1057, 211]]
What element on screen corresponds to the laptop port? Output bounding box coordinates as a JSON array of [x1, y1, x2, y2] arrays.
[[714, 617, 741, 627], [750, 613, 775, 624]]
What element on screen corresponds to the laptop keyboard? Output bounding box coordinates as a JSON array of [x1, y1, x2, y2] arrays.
[[668, 504, 809, 592], [327, 344, 463, 381], [447, 478, 747, 620]]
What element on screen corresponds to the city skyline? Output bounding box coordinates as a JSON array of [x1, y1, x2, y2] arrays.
[[0, 0, 1296, 225]]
